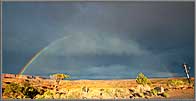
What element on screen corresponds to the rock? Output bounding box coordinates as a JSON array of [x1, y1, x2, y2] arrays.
[[91, 96, 100, 99], [67, 90, 81, 99], [60, 94, 67, 99], [100, 88, 104, 91], [101, 92, 113, 99], [159, 92, 169, 98], [135, 85, 151, 93], [133, 92, 144, 98], [176, 85, 184, 89], [129, 95, 135, 99], [122, 88, 131, 98], [139, 93, 145, 98], [27, 75, 35, 79], [129, 95, 134, 99], [87, 89, 101, 99], [4, 82, 11, 84], [2, 74, 16, 78], [132, 93, 138, 97], [25, 79, 29, 82], [53, 93, 60, 99], [143, 91, 152, 97], [135, 85, 142, 93], [134, 96, 140, 99], [113, 88, 130, 99], [58, 88, 67, 93], [154, 87, 164, 94], [144, 85, 151, 91], [187, 86, 193, 89], [164, 88, 169, 91], [182, 87, 186, 90], [124, 95, 131, 99], [82, 97, 87, 99], [114, 89, 123, 98], [145, 96, 150, 99], [82, 86, 90, 93], [104, 88, 115, 97], [129, 88, 135, 93]]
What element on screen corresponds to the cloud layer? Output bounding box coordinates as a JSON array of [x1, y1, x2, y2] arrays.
[[45, 33, 147, 56], [3, 2, 194, 79]]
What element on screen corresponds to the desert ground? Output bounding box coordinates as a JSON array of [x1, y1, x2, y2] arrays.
[[1, 74, 195, 99]]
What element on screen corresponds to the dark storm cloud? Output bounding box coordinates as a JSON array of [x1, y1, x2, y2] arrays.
[[3, 2, 194, 79], [3, 2, 80, 52]]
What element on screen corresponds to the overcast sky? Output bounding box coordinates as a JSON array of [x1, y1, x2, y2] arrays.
[[3, 2, 194, 79]]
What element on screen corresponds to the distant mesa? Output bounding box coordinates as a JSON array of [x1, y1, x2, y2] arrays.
[[1, 73, 47, 80]]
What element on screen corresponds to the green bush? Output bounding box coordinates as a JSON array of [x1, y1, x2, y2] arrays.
[[67, 91, 81, 99], [182, 79, 194, 85], [136, 72, 151, 86], [167, 80, 184, 87], [35, 90, 55, 99], [23, 86, 39, 99], [105, 89, 113, 96], [3, 82, 39, 99], [150, 89, 158, 96], [35, 94, 45, 99], [162, 92, 169, 98], [36, 87, 45, 95], [3, 82, 23, 99]]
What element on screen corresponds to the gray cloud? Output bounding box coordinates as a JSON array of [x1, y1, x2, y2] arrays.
[[44, 33, 148, 56]]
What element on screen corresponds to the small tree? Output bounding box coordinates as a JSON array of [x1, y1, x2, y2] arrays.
[[136, 72, 151, 86], [50, 73, 70, 91], [50, 73, 70, 84]]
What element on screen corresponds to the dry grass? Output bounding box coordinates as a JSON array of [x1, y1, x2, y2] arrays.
[[2, 75, 195, 99]]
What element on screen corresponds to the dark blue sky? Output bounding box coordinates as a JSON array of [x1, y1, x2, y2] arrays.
[[3, 2, 194, 79]]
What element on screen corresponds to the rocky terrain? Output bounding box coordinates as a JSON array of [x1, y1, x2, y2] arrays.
[[1, 73, 195, 99]]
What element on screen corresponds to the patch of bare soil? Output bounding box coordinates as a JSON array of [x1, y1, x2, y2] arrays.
[[167, 89, 194, 99]]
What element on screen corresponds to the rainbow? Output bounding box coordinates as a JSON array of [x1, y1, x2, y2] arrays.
[[18, 35, 71, 76], [18, 47, 47, 75]]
